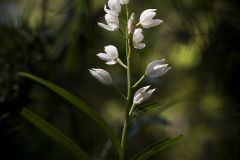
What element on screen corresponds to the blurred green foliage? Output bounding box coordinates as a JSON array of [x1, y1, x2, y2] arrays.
[[0, 0, 240, 159]]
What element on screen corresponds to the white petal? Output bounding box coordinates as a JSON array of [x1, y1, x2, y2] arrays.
[[108, 0, 121, 14], [97, 53, 113, 61], [98, 22, 115, 31], [134, 43, 145, 49], [142, 19, 163, 28], [145, 88, 156, 101], [104, 45, 119, 58], [105, 14, 119, 30], [106, 60, 117, 65], [133, 29, 144, 43], [133, 85, 155, 105], [140, 9, 157, 23]]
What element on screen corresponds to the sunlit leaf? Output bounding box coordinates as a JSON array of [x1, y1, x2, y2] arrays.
[[18, 72, 121, 155], [130, 135, 183, 160], [21, 108, 91, 160]]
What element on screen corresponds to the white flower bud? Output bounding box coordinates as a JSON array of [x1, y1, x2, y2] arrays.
[[97, 45, 119, 65], [133, 85, 155, 105], [145, 59, 171, 78], [139, 9, 163, 28], [133, 28, 145, 49], [128, 13, 135, 35], [89, 68, 112, 86], [118, 0, 129, 5]]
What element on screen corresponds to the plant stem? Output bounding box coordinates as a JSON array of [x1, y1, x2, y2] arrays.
[[128, 104, 136, 116], [117, 58, 128, 69], [132, 74, 146, 88], [120, 4, 131, 160]]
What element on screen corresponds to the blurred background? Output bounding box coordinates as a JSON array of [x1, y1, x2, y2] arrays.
[[0, 0, 240, 159]]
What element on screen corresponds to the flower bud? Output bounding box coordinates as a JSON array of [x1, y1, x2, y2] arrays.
[[145, 59, 171, 78], [128, 13, 135, 35], [133, 85, 155, 105], [89, 68, 113, 85]]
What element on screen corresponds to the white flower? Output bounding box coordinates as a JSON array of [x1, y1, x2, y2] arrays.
[[133, 85, 156, 105], [118, 0, 129, 4], [97, 45, 119, 65], [89, 68, 112, 85], [128, 13, 135, 35], [98, 13, 119, 31], [145, 59, 171, 78], [133, 28, 145, 49], [98, 0, 121, 31], [139, 9, 163, 28]]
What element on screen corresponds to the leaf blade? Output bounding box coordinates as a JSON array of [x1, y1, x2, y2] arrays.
[[130, 135, 183, 160], [21, 108, 91, 160], [18, 72, 121, 154]]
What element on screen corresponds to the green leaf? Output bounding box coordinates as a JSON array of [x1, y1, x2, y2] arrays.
[[138, 102, 164, 112], [18, 72, 121, 155], [131, 102, 163, 119], [21, 108, 91, 160], [130, 135, 183, 160]]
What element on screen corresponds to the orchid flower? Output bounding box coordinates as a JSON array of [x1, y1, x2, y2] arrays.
[[139, 9, 163, 28], [145, 59, 171, 78], [97, 45, 119, 65], [133, 85, 155, 105]]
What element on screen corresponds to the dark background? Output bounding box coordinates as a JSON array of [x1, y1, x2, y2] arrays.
[[0, 0, 240, 159]]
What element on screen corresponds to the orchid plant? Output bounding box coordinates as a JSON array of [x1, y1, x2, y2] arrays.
[[89, 0, 174, 159], [18, 0, 182, 159]]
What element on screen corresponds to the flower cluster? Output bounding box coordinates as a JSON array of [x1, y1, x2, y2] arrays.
[[89, 0, 171, 114]]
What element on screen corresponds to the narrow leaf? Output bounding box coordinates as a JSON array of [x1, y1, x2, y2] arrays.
[[138, 102, 163, 112], [131, 135, 183, 160], [131, 102, 163, 119], [18, 72, 121, 154], [21, 108, 91, 160]]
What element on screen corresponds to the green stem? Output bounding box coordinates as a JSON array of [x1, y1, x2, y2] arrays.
[[132, 74, 146, 88], [120, 4, 131, 160], [117, 58, 128, 69], [128, 104, 136, 116]]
